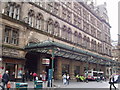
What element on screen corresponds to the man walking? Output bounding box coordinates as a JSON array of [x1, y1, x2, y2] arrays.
[[2, 71, 10, 89], [66, 74, 70, 85], [109, 75, 117, 90]]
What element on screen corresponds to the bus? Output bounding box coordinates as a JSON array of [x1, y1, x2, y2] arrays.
[[85, 70, 104, 81]]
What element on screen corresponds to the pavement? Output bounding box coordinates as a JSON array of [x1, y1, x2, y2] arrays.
[[0, 80, 120, 89]]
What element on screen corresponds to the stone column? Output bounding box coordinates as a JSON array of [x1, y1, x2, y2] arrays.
[[55, 57, 62, 80], [80, 62, 84, 75], [69, 60, 74, 79], [37, 55, 43, 74]]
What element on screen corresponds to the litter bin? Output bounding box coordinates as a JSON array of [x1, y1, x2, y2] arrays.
[[16, 83, 28, 90], [34, 80, 43, 88]]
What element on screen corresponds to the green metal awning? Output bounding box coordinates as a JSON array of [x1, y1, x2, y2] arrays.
[[25, 40, 120, 66]]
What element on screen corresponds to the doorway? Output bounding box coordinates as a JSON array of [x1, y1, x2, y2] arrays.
[[25, 52, 38, 73]]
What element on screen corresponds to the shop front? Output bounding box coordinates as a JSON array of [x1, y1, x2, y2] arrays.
[[25, 40, 117, 80], [3, 58, 25, 81]]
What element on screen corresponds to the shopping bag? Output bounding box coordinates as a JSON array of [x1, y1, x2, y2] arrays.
[[7, 82, 11, 88]]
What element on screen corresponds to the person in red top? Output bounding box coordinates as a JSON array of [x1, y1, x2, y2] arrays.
[[0, 72, 2, 79], [33, 72, 37, 81]]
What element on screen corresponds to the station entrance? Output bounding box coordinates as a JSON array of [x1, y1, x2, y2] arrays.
[[25, 52, 38, 73]]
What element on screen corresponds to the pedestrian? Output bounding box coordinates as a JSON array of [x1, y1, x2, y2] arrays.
[[100, 75, 103, 82], [25, 71, 29, 81], [0, 72, 3, 89], [76, 74, 79, 82], [33, 72, 37, 81], [29, 72, 33, 81], [2, 70, 10, 89], [109, 75, 117, 90], [66, 74, 70, 85], [22, 72, 25, 82], [62, 74, 67, 85], [39, 74, 42, 80], [0, 72, 2, 80]]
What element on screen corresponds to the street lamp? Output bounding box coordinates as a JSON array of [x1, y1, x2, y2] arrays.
[[49, 48, 55, 87]]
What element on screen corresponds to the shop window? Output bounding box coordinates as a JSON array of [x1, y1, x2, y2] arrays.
[[74, 66, 80, 76], [62, 64, 69, 75]]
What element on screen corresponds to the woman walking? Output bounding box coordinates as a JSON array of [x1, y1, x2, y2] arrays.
[[66, 74, 70, 85], [62, 74, 67, 85]]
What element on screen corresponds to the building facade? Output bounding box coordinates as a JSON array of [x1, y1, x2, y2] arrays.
[[0, 1, 116, 80]]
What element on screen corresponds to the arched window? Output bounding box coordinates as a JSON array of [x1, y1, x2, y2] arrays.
[[78, 33, 82, 45], [68, 28, 72, 41], [100, 44, 102, 53], [83, 35, 87, 47], [47, 18, 54, 34], [91, 39, 94, 50], [54, 21, 60, 36], [98, 42, 100, 52], [61, 25, 67, 39], [87, 37, 90, 49], [35, 13, 44, 30], [28, 9, 35, 27], [74, 31, 78, 43], [7, 2, 20, 20], [94, 41, 96, 51]]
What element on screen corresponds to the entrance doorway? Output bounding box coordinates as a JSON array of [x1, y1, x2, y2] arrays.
[[6, 63, 15, 81], [25, 52, 38, 73]]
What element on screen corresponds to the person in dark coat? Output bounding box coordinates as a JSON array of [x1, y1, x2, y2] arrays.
[[22, 73, 25, 82], [2, 71, 10, 89], [25, 71, 29, 81], [109, 75, 117, 90], [29, 72, 33, 81]]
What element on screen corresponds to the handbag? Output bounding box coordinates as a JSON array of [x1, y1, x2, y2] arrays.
[[7, 82, 11, 88]]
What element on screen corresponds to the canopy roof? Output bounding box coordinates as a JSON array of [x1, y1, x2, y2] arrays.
[[25, 40, 120, 66]]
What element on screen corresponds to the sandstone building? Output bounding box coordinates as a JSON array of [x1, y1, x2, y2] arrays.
[[0, 1, 118, 80]]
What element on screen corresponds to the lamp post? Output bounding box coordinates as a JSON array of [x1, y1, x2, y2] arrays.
[[85, 56, 89, 83], [49, 48, 55, 87]]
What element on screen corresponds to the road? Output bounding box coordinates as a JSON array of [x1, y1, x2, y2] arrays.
[[3, 80, 120, 89]]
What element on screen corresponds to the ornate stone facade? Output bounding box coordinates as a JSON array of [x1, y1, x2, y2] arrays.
[[0, 1, 114, 80]]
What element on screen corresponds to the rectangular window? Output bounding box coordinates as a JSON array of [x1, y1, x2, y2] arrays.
[[4, 26, 19, 45], [11, 29, 19, 45], [4, 26, 11, 43]]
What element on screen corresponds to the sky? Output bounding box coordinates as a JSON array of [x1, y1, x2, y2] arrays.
[[97, 0, 119, 42]]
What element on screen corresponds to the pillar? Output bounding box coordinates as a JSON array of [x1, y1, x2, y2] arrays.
[[69, 60, 74, 79], [80, 62, 85, 75], [55, 57, 62, 80]]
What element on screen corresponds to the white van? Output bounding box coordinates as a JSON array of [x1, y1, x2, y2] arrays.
[[85, 70, 104, 81]]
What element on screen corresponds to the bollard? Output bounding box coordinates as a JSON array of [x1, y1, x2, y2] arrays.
[[34, 80, 43, 89], [16, 83, 28, 90]]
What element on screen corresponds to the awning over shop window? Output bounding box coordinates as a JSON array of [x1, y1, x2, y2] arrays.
[[25, 40, 120, 66]]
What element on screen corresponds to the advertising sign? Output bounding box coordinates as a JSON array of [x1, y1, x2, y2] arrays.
[[42, 58, 50, 65]]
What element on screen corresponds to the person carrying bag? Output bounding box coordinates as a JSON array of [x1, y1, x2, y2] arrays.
[[2, 71, 10, 90]]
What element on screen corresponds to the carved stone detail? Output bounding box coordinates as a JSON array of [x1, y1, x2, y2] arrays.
[[2, 47, 24, 58]]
